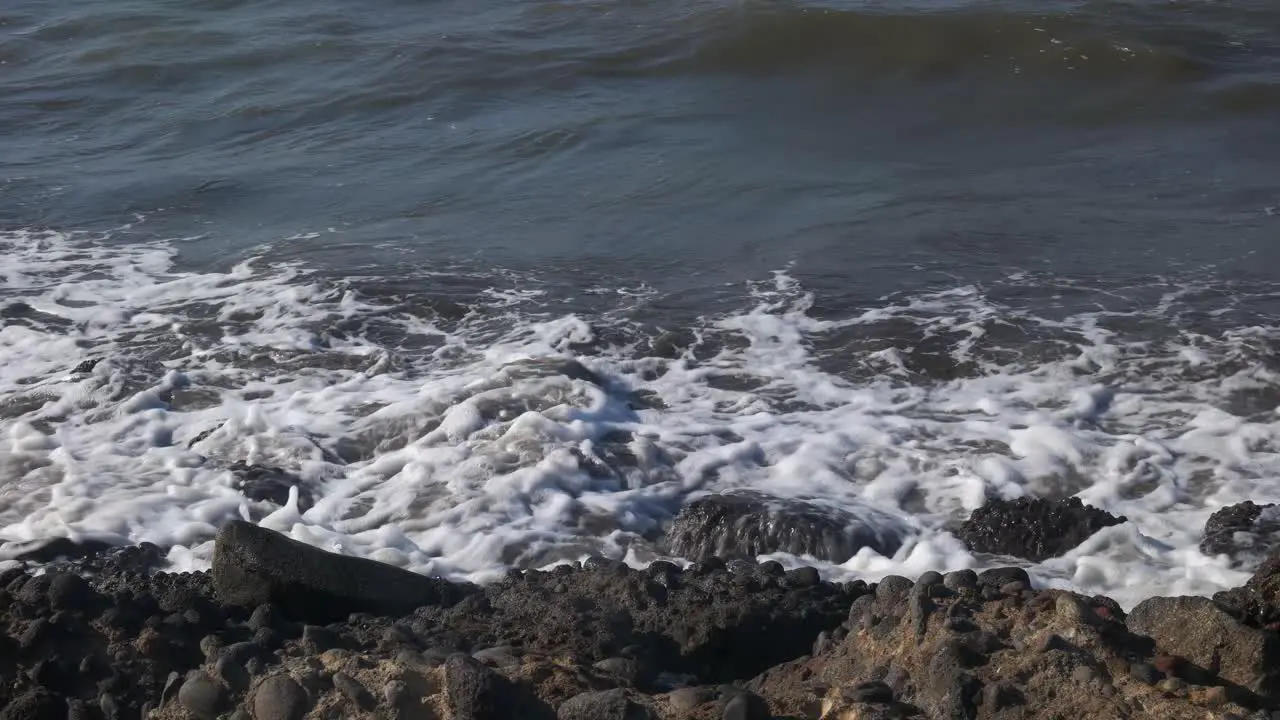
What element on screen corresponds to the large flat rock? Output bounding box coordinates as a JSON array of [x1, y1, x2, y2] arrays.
[[212, 520, 467, 622]]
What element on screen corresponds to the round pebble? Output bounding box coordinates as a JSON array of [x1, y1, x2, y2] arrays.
[[177, 671, 225, 720], [254, 674, 310, 720]]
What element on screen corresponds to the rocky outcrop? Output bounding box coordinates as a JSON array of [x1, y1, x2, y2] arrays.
[[1215, 543, 1280, 631], [666, 492, 911, 563], [228, 462, 316, 511], [1127, 595, 1280, 701], [748, 571, 1276, 718], [3, 519, 1280, 720], [211, 520, 469, 622], [1201, 501, 1280, 565], [958, 496, 1126, 562], [409, 555, 860, 684]]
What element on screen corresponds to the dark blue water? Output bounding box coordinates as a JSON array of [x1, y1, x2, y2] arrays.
[[4, 0, 1279, 302], [7, 0, 1280, 603]]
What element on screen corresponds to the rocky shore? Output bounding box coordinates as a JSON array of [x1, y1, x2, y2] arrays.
[[2, 498, 1280, 719]]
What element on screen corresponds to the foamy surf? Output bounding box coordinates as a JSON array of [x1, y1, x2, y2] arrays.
[[2, 228, 1278, 609]]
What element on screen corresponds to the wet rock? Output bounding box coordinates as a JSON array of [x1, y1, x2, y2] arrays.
[[0, 536, 114, 564], [71, 357, 102, 374], [977, 567, 1031, 589], [253, 673, 310, 720], [1127, 595, 1280, 701], [875, 575, 914, 605], [558, 689, 651, 720], [943, 570, 978, 592], [1215, 545, 1280, 628], [666, 491, 910, 563], [178, 670, 226, 720], [211, 520, 467, 622], [1203, 502, 1280, 565], [228, 462, 315, 511], [959, 496, 1125, 561], [0, 300, 34, 318], [786, 566, 822, 588]]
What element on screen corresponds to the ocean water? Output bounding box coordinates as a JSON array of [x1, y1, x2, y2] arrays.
[[2, 0, 1280, 609]]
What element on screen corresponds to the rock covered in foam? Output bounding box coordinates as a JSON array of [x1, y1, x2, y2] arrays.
[[665, 491, 911, 564], [228, 462, 316, 512], [211, 520, 468, 622], [1200, 501, 1280, 565], [958, 496, 1125, 562]]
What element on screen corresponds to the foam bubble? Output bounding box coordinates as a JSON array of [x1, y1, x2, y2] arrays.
[[2, 229, 1280, 608]]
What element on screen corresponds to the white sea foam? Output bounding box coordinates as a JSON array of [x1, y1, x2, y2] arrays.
[[2, 228, 1278, 608]]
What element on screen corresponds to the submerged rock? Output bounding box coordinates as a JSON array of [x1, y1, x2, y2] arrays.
[[666, 491, 910, 564], [1201, 501, 1280, 565], [749, 573, 1268, 719], [958, 496, 1125, 562], [211, 520, 467, 622], [228, 462, 315, 511], [0, 536, 114, 564]]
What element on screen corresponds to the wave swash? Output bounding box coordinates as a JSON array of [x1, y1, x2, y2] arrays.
[[4, 228, 1280, 609]]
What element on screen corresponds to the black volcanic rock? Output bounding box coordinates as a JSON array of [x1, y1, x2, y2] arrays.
[[1, 526, 1277, 720], [1215, 545, 1280, 630], [212, 520, 469, 622], [444, 654, 519, 720], [666, 492, 911, 564], [958, 497, 1125, 562], [0, 536, 114, 564], [1201, 501, 1280, 565], [409, 553, 863, 685], [228, 463, 315, 511]]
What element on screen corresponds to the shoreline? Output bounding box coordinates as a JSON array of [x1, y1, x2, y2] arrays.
[[1, 517, 1277, 719]]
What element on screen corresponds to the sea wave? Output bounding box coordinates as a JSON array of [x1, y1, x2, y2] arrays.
[[2, 228, 1278, 608]]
